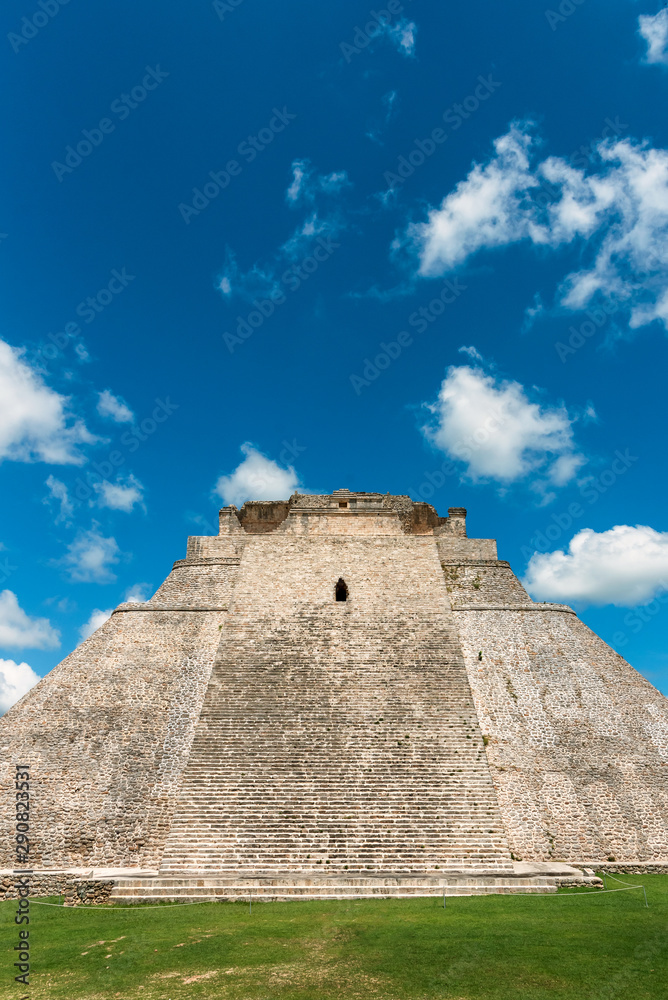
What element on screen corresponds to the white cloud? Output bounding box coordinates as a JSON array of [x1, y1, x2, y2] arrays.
[[402, 123, 668, 333], [285, 159, 350, 206], [96, 389, 134, 424], [0, 659, 40, 715], [458, 345, 484, 362], [214, 443, 303, 506], [523, 525, 668, 607], [406, 124, 539, 274], [92, 474, 144, 513], [0, 590, 60, 649], [286, 159, 310, 203], [422, 362, 585, 492], [44, 475, 74, 525], [60, 526, 120, 583], [639, 9, 668, 65], [387, 18, 417, 57], [78, 608, 113, 641], [124, 582, 150, 603], [0, 338, 96, 465]]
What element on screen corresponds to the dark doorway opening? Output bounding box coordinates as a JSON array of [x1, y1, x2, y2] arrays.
[[335, 578, 348, 602]]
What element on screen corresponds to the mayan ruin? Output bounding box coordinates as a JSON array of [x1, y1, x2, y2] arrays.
[[1, 490, 666, 902]]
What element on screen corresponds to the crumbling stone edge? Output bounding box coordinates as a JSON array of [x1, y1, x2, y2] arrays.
[[1, 873, 114, 906]]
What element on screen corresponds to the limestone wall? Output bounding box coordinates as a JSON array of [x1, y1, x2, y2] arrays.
[[150, 559, 239, 606], [442, 560, 531, 606], [453, 605, 668, 862], [0, 606, 223, 868], [436, 537, 498, 562]]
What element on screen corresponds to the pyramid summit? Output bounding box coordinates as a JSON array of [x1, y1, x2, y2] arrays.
[[2, 490, 667, 898]]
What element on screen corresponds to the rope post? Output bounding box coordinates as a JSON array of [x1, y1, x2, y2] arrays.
[[249, 889, 252, 915], [602, 872, 607, 890], [643, 887, 648, 908], [443, 890, 446, 909]]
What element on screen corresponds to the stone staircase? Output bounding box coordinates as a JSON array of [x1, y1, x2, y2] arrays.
[[159, 534, 514, 875], [160, 622, 511, 872], [110, 870, 562, 902]]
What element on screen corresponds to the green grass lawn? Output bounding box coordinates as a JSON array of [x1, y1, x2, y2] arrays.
[[1, 876, 667, 999]]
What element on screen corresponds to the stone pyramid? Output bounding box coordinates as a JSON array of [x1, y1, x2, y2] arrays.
[[1, 491, 667, 875]]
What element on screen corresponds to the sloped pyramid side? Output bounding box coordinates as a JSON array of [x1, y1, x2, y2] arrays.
[[443, 558, 668, 862], [0, 557, 236, 868]]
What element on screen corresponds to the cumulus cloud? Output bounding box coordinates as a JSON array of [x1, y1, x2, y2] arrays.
[[523, 525, 668, 607], [0, 659, 40, 715], [92, 474, 144, 513], [421, 361, 585, 495], [44, 475, 74, 525], [78, 608, 113, 641], [402, 122, 668, 333], [59, 526, 121, 583], [639, 9, 668, 65], [214, 443, 303, 506], [96, 389, 134, 423], [0, 590, 60, 649], [0, 338, 96, 465]]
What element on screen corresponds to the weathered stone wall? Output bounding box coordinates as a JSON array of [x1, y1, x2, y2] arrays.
[[0, 605, 223, 868], [442, 560, 531, 605], [150, 559, 239, 605], [454, 604, 668, 862], [0, 872, 114, 904], [436, 537, 498, 562]]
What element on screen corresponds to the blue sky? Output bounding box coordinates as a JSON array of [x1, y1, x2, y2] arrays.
[[2, 0, 668, 708]]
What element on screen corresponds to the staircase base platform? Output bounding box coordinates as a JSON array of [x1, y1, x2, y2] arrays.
[[109, 863, 601, 901]]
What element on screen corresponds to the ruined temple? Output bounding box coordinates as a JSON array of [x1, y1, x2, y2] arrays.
[[1, 490, 667, 900]]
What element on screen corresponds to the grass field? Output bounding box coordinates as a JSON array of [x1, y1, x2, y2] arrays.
[[1, 875, 667, 999]]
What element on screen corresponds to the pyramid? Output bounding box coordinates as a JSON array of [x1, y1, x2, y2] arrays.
[[2, 491, 667, 879]]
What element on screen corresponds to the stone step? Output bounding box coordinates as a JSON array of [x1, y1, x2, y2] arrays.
[[160, 592, 512, 872], [109, 872, 560, 901]]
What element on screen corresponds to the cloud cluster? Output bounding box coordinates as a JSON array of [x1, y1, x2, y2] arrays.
[[92, 474, 144, 513], [523, 524, 668, 607], [0, 659, 40, 716], [214, 443, 302, 507], [404, 123, 668, 332], [422, 360, 585, 498], [0, 339, 95, 465], [0, 590, 60, 649], [59, 526, 121, 583], [639, 9, 668, 65], [386, 18, 417, 57], [96, 389, 134, 423]]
